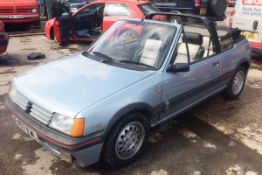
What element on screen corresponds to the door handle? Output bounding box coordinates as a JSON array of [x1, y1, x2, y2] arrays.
[[212, 61, 220, 67]]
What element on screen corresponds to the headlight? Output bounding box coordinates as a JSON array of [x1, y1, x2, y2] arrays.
[[49, 113, 85, 137], [32, 9, 37, 13], [71, 8, 78, 13]]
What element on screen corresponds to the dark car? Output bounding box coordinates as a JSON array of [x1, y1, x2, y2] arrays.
[[0, 21, 8, 55], [150, 0, 227, 18]]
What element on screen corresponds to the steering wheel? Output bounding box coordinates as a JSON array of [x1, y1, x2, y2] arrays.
[[118, 29, 139, 44]]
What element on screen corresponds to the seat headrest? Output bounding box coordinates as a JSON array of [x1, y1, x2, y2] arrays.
[[183, 32, 203, 45]]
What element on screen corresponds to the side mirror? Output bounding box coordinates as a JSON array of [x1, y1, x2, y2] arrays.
[[167, 63, 190, 73]]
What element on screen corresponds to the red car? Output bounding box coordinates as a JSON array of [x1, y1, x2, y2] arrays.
[[44, 0, 162, 44], [0, 21, 8, 54], [0, 0, 39, 25]]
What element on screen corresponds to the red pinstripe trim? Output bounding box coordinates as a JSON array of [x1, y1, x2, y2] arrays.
[[5, 102, 102, 149], [249, 41, 262, 49]]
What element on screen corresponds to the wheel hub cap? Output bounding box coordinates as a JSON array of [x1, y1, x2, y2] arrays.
[[232, 71, 245, 95], [115, 121, 145, 160]]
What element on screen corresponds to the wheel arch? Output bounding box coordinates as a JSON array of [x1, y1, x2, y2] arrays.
[[102, 103, 154, 142], [240, 61, 250, 72], [100, 103, 154, 160]]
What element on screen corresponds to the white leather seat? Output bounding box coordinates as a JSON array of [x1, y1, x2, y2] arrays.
[[140, 39, 163, 67], [176, 43, 201, 63], [202, 36, 213, 57]]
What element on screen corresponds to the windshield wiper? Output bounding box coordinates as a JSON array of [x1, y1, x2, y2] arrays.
[[92, 51, 114, 62], [118, 60, 155, 69]]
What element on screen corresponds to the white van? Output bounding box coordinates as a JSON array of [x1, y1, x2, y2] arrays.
[[229, 0, 262, 54]]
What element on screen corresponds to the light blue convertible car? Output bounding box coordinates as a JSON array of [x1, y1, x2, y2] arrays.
[[5, 13, 251, 167]]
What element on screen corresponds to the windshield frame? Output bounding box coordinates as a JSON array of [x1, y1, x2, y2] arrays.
[[83, 19, 178, 71]]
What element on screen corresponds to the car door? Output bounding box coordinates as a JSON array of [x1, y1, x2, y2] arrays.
[[53, 13, 73, 44], [160, 29, 222, 120]]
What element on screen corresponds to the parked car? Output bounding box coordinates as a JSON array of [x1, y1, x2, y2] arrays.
[[149, 0, 227, 18], [6, 13, 251, 168], [229, 0, 262, 54], [64, 0, 89, 13], [44, 0, 162, 44], [0, 21, 8, 55], [0, 0, 40, 25]]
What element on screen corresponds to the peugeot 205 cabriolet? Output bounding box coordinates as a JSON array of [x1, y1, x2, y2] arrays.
[[6, 14, 251, 168]]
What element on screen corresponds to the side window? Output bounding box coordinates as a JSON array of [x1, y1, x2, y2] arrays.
[[174, 28, 216, 65], [218, 28, 235, 52], [104, 3, 131, 16], [78, 4, 104, 15], [182, 26, 216, 64]]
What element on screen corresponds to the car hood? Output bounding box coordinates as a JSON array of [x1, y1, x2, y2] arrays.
[[13, 54, 155, 117], [0, 0, 38, 7], [0, 0, 14, 6]]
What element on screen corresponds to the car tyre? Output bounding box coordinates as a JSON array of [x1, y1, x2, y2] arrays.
[[104, 112, 150, 167], [224, 66, 247, 100], [210, 0, 227, 17]]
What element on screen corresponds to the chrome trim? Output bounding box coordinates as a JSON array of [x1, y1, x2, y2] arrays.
[[10, 87, 53, 125]]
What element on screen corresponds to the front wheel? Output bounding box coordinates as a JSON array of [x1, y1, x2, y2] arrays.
[[104, 113, 149, 167], [224, 66, 247, 100]]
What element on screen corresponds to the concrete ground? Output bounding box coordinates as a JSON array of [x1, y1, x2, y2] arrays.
[[1, 10, 262, 175]]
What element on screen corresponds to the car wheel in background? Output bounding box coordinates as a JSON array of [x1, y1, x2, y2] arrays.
[[210, 0, 227, 17], [224, 66, 247, 100], [104, 112, 150, 167]]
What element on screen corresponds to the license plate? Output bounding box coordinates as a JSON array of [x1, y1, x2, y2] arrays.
[[12, 115, 39, 142], [7, 15, 25, 19], [241, 31, 258, 41]]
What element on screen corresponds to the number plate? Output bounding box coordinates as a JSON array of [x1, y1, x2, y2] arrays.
[[241, 31, 258, 41], [12, 115, 39, 142]]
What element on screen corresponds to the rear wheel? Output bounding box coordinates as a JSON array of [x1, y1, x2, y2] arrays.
[[224, 66, 247, 100], [104, 113, 149, 167], [209, 0, 227, 17]]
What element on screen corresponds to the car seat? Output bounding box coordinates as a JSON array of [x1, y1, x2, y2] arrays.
[[176, 32, 204, 64], [140, 39, 163, 67]]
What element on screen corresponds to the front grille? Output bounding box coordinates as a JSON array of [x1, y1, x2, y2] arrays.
[[0, 9, 13, 13], [16, 9, 32, 13], [10, 88, 53, 125], [30, 104, 53, 125]]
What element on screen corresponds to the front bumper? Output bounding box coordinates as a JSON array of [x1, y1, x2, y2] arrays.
[[0, 14, 39, 23], [5, 95, 104, 167]]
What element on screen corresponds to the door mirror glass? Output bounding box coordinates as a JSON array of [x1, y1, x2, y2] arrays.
[[168, 63, 190, 72], [61, 12, 69, 17]]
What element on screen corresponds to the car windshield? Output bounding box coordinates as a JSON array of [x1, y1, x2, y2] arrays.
[[84, 20, 177, 70], [139, 4, 160, 17]]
